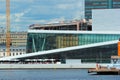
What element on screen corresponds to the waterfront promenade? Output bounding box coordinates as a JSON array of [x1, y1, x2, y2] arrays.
[[0, 63, 109, 69]]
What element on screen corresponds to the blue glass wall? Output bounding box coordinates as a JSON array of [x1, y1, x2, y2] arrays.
[[27, 33, 120, 53]]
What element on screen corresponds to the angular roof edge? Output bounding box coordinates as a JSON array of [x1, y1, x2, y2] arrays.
[[0, 40, 118, 60], [28, 30, 120, 35]]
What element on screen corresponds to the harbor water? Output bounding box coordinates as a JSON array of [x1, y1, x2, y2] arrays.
[[0, 69, 120, 80]]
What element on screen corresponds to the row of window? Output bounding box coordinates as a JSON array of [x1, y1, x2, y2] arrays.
[[0, 49, 26, 51], [0, 52, 25, 57]]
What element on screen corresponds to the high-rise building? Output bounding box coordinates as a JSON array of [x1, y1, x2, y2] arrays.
[[85, 0, 120, 19]]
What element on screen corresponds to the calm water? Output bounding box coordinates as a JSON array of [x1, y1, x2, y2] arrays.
[[0, 69, 119, 80]]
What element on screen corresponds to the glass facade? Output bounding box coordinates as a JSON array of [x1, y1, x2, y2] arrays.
[[26, 31, 120, 63], [85, 0, 120, 19], [37, 44, 117, 63], [27, 32, 120, 53]]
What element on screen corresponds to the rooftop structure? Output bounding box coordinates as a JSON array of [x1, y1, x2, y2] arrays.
[[29, 20, 92, 31]]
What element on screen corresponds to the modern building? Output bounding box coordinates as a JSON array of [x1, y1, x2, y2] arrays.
[[24, 30, 119, 63], [0, 30, 120, 63], [85, 0, 120, 19], [29, 20, 92, 31]]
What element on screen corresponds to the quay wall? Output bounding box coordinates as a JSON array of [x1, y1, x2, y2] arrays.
[[0, 63, 109, 69]]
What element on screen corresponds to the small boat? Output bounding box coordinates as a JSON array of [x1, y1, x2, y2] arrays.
[[88, 40, 120, 75], [88, 56, 120, 75]]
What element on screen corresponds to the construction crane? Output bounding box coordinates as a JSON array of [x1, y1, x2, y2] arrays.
[[6, 0, 11, 56]]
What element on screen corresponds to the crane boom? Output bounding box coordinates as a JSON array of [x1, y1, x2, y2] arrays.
[[6, 0, 11, 56]]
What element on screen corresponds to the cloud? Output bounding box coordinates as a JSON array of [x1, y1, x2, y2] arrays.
[[57, 0, 83, 10], [0, 14, 6, 27], [21, 17, 65, 24], [57, 4, 74, 10], [0, 0, 5, 2], [10, 0, 34, 3], [14, 9, 31, 22], [0, 15, 6, 20], [73, 11, 84, 20], [0, 0, 84, 31], [47, 17, 65, 24]]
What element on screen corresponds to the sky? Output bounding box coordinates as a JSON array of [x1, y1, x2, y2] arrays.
[[0, 0, 84, 31]]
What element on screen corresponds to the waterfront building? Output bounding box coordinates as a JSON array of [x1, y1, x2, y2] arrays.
[[85, 0, 120, 19], [25, 30, 119, 63], [0, 46, 26, 58], [0, 29, 119, 63]]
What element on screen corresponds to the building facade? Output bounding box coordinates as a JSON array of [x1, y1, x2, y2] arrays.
[[85, 0, 120, 19], [26, 30, 120, 63], [0, 32, 27, 46], [0, 47, 26, 58], [0, 31, 27, 57]]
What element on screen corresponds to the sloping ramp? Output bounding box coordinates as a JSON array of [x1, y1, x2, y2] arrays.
[[0, 40, 118, 60]]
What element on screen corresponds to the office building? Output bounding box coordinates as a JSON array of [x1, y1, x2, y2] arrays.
[[85, 0, 120, 19], [0, 32, 27, 46], [0, 46, 26, 58], [0, 31, 27, 57]]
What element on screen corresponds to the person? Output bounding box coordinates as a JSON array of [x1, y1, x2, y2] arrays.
[[96, 63, 99, 70]]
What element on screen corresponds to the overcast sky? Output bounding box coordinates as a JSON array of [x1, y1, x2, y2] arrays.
[[0, 0, 84, 31]]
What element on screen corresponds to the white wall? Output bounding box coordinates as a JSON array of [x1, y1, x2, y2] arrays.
[[92, 9, 120, 31]]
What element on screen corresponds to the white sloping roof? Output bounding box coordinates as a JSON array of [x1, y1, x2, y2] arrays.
[[0, 40, 118, 60], [28, 30, 120, 34]]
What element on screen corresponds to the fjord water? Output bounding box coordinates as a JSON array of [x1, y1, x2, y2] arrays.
[[0, 69, 119, 80]]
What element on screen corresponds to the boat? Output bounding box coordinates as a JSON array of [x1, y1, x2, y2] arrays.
[[88, 56, 120, 75], [88, 39, 120, 75]]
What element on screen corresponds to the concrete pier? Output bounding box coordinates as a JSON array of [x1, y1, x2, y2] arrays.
[[0, 63, 97, 69]]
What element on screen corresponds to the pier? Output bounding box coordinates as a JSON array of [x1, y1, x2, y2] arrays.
[[0, 63, 96, 69], [88, 67, 120, 75]]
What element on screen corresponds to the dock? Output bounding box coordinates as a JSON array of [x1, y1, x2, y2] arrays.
[[0, 63, 96, 69], [88, 67, 120, 75]]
